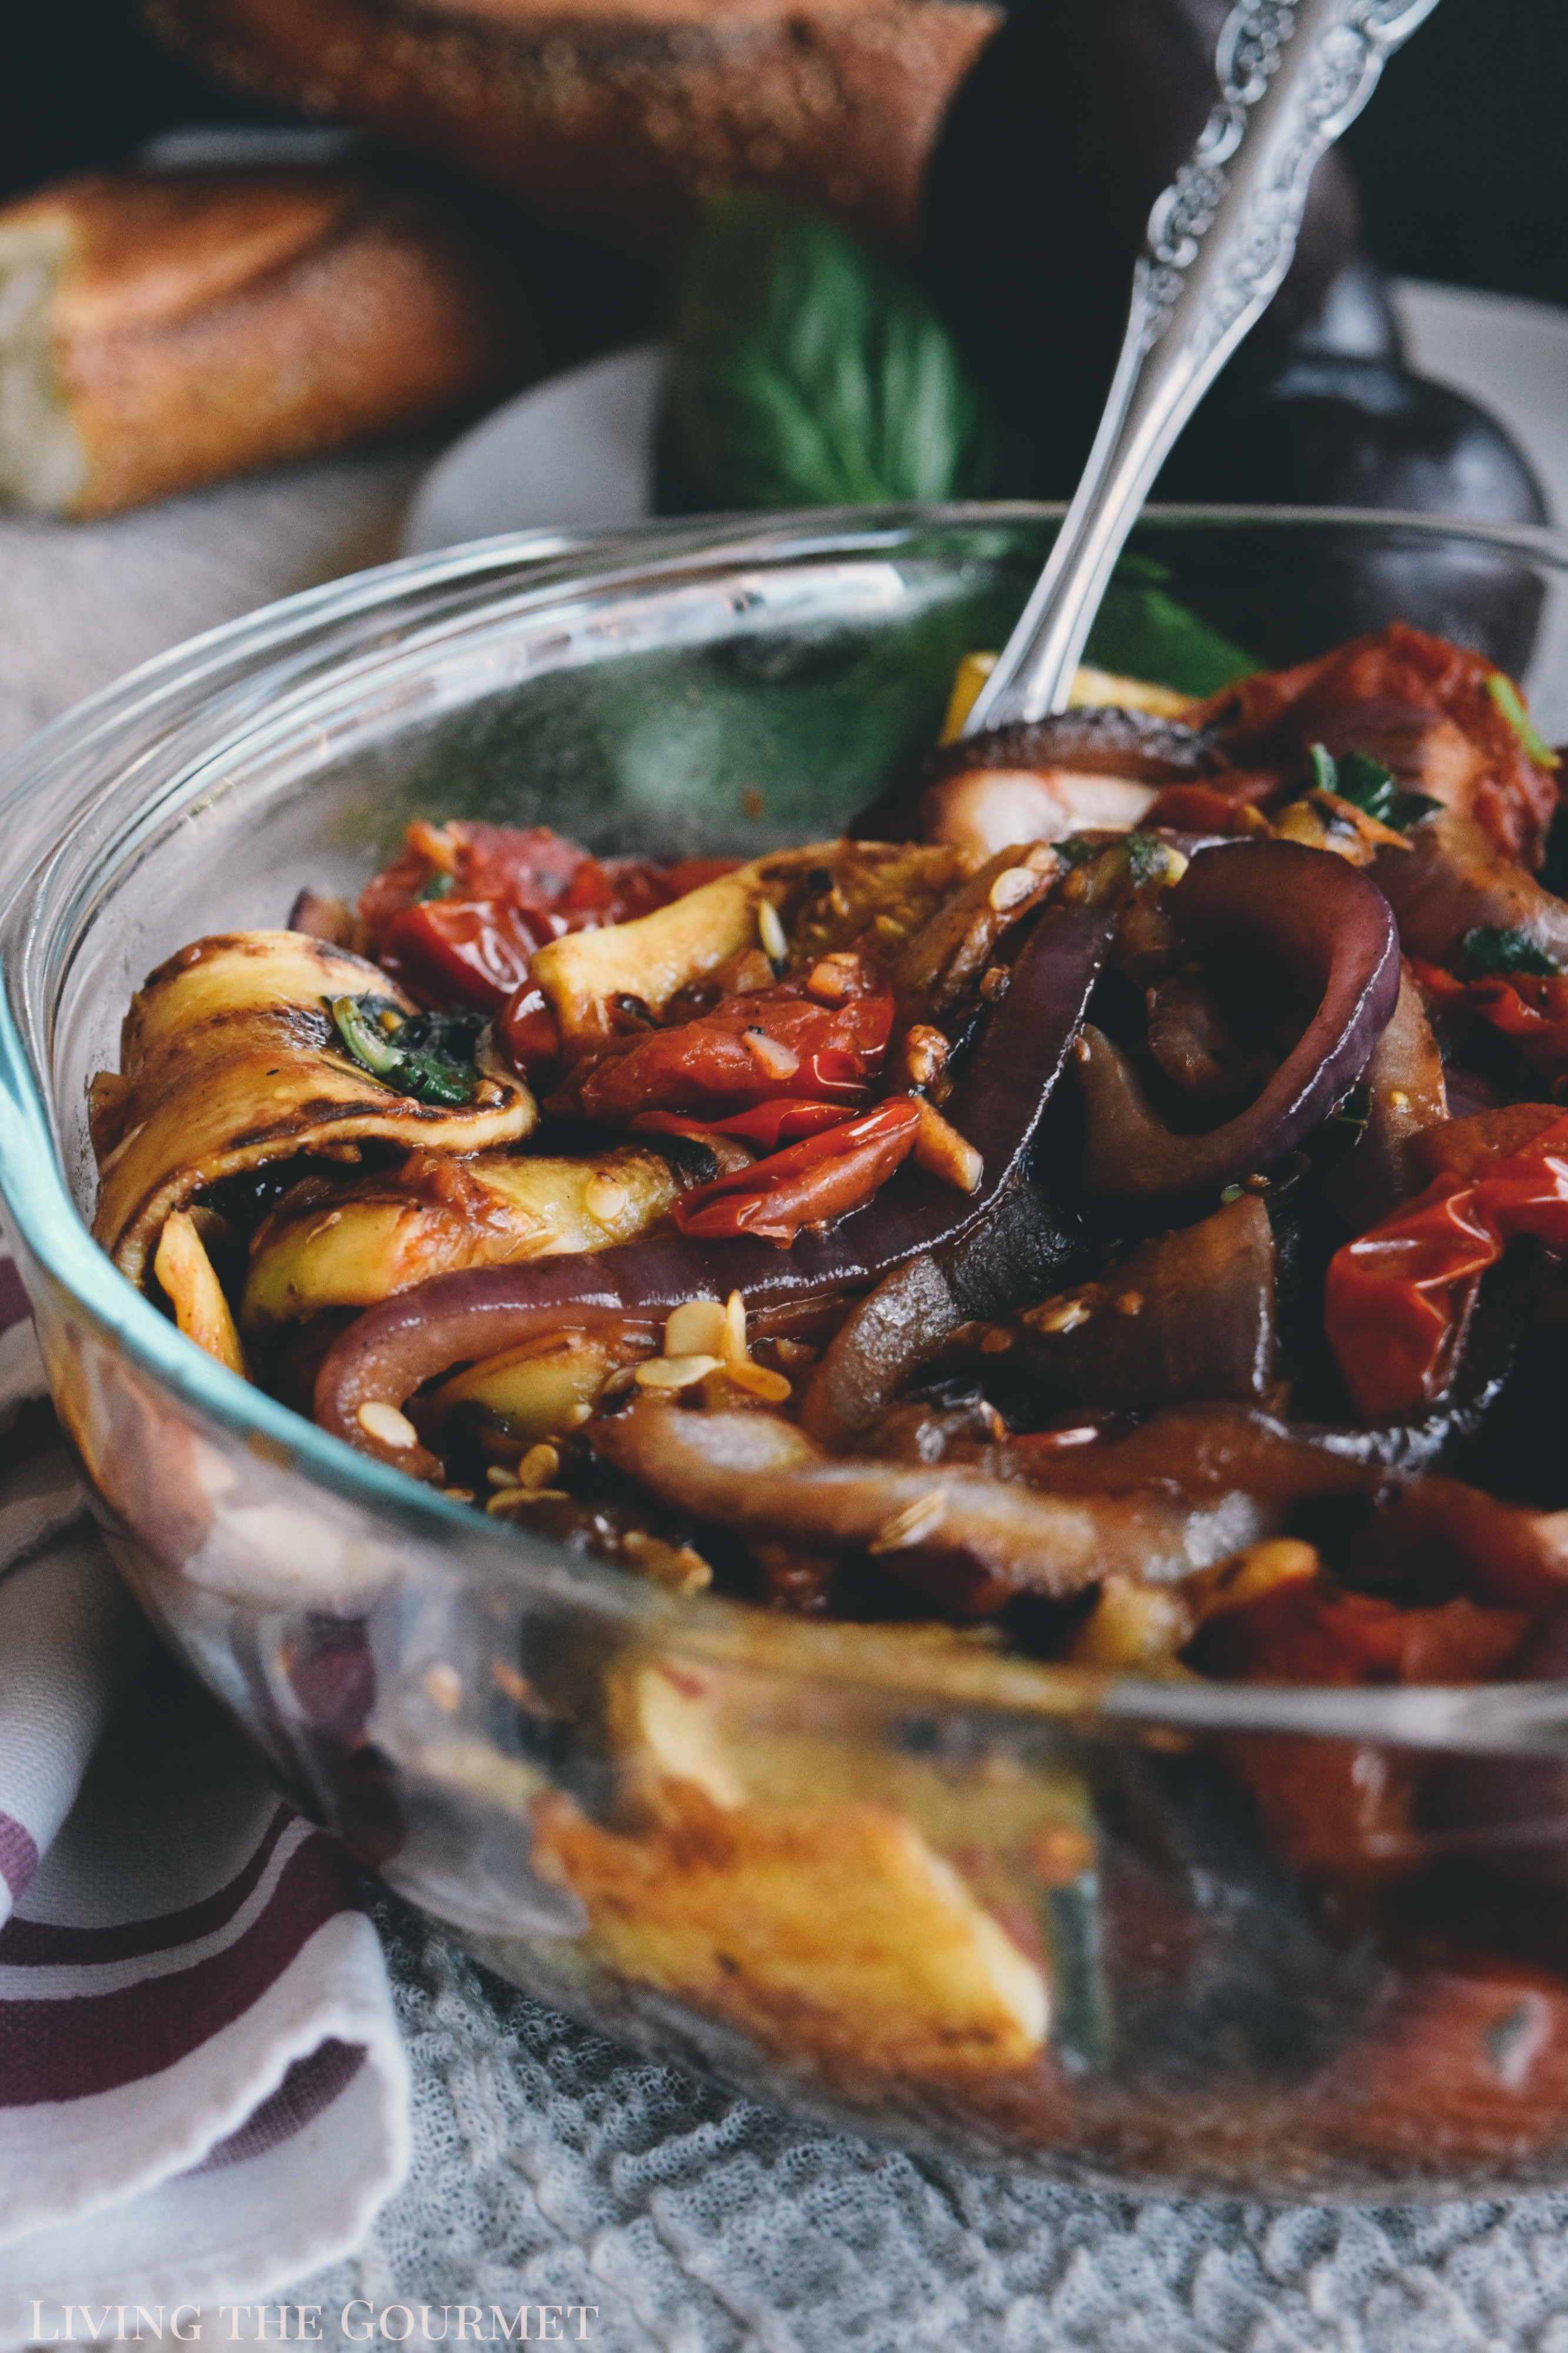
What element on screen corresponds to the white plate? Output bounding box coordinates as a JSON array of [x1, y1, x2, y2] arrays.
[[1396, 281, 1568, 526], [403, 281, 1568, 558], [406, 345, 667, 554]]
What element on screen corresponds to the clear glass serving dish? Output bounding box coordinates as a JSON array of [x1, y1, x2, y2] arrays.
[[4, 504, 1568, 2200]]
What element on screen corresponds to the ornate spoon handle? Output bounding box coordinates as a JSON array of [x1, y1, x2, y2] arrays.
[[962, 0, 1442, 736]]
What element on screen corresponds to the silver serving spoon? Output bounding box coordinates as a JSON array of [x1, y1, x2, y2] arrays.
[[962, 0, 1443, 738]]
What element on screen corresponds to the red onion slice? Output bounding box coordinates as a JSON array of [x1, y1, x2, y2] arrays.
[[316, 901, 1113, 1467], [1077, 841, 1401, 1209]]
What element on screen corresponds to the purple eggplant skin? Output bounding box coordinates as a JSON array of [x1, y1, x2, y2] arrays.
[[1157, 354, 1549, 525], [1076, 842, 1402, 1214], [800, 1178, 1087, 1453], [919, 0, 1370, 496], [317, 901, 1115, 1465], [971, 1193, 1278, 1421], [1149, 355, 1549, 676]]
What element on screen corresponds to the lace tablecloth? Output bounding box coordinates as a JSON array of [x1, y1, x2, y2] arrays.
[[8, 453, 1568, 2353]]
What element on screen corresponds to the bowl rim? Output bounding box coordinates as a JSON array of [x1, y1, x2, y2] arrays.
[[5, 495, 1567, 836], [6, 496, 1568, 1754]]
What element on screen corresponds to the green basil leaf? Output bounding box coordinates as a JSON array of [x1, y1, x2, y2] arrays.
[[395, 1009, 486, 1105], [1487, 672, 1561, 769], [1308, 742, 1340, 797], [1123, 832, 1170, 884], [1309, 743, 1440, 832], [331, 994, 404, 1078], [330, 995, 483, 1104], [658, 192, 997, 512], [1083, 576, 1257, 699], [416, 871, 455, 904], [1458, 926, 1560, 980], [656, 194, 1254, 699]]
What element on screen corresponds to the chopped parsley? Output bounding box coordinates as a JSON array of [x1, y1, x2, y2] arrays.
[[1317, 1079, 1373, 1160], [1306, 742, 1338, 798], [1057, 832, 1173, 885], [415, 869, 456, 903], [1307, 742, 1439, 832], [330, 994, 485, 1105], [1457, 926, 1560, 981], [1487, 674, 1560, 770], [1124, 832, 1170, 884]]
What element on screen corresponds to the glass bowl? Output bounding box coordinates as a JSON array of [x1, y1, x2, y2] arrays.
[[4, 503, 1568, 2201]]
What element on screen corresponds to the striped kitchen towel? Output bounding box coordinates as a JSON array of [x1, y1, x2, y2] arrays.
[[0, 1248, 409, 2337]]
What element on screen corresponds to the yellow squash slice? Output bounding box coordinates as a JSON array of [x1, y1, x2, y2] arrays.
[[533, 859, 790, 1042], [241, 1142, 685, 1327], [152, 1209, 248, 1377], [531, 1777, 1048, 2078], [92, 931, 534, 1285]]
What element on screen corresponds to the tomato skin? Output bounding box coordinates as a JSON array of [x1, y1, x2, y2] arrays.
[[557, 854, 737, 914], [1396, 1596, 1529, 1684], [385, 897, 563, 1011], [1323, 1110, 1568, 1419], [1143, 772, 1280, 835], [670, 1098, 920, 1245], [498, 979, 563, 1083], [1192, 1580, 1404, 1685], [1325, 1173, 1501, 1422], [1414, 958, 1568, 1082], [359, 822, 739, 1014], [359, 822, 588, 947], [564, 966, 896, 1125], [632, 1101, 853, 1151], [1190, 1574, 1526, 1687], [1192, 620, 1557, 862]]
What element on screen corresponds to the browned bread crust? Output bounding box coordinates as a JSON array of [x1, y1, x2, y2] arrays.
[[142, 0, 1002, 255], [0, 167, 543, 517]]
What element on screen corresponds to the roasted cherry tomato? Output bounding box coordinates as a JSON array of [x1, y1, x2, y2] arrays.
[[359, 821, 588, 946], [1324, 1109, 1568, 1419], [670, 1097, 921, 1245], [1142, 772, 1281, 835], [632, 1100, 855, 1151], [1189, 1571, 1525, 1687], [1414, 958, 1568, 1084], [563, 959, 896, 1125], [1192, 622, 1557, 865], [498, 979, 563, 1084], [385, 896, 562, 1011], [359, 821, 739, 1012]]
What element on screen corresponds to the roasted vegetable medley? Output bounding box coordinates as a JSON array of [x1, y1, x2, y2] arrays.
[[89, 616, 1568, 2158], [92, 619, 1568, 1701]]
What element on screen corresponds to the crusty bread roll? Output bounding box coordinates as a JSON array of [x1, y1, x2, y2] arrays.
[[0, 166, 544, 517], [141, 0, 1002, 256]]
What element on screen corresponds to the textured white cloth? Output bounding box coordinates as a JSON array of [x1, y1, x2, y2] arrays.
[[0, 1321, 126, 1917], [0, 445, 429, 758], [8, 438, 1568, 2353], [284, 1897, 1568, 2353], [0, 1268, 409, 2341]]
